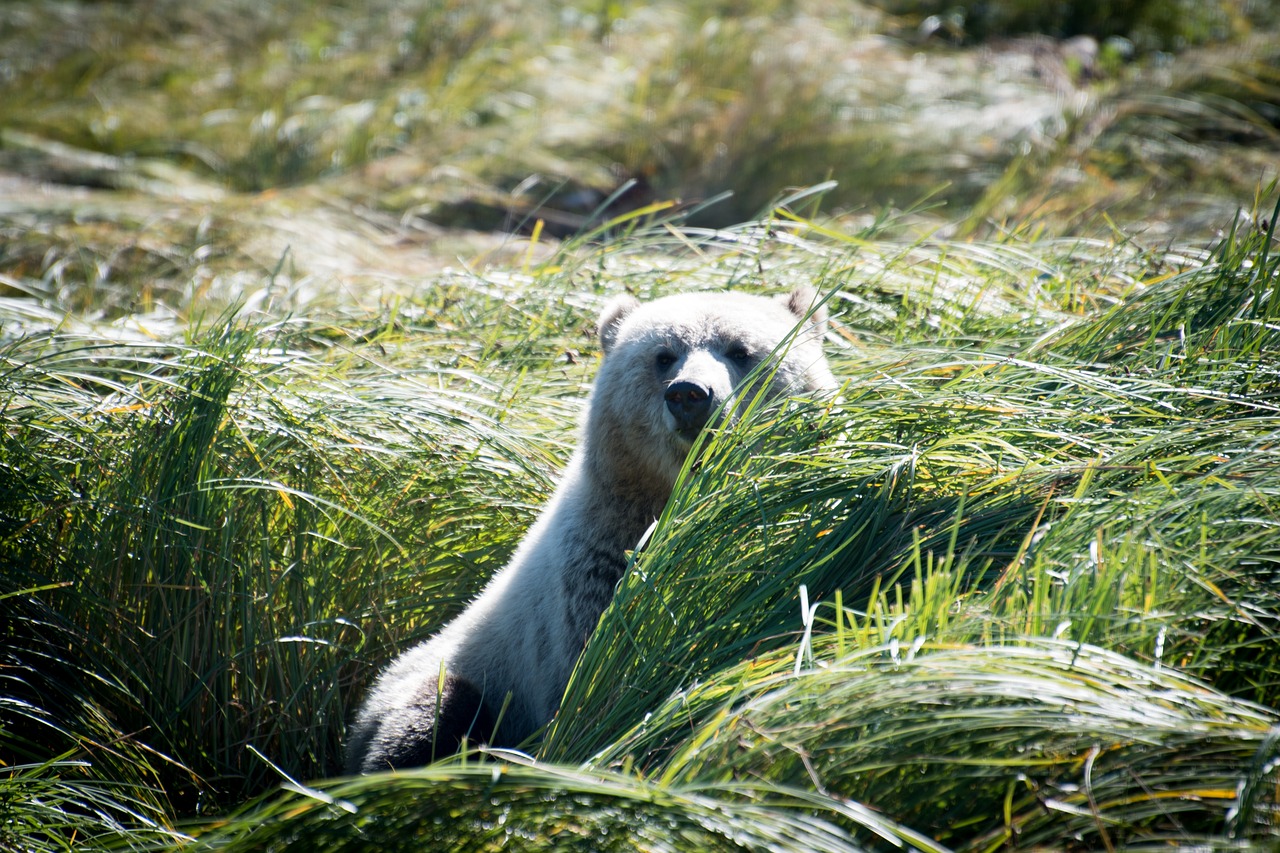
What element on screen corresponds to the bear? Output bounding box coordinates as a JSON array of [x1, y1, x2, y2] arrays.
[[344, 286, 837, 773]]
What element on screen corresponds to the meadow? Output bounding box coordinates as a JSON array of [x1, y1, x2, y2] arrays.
[[2, 0, 1279, 850]]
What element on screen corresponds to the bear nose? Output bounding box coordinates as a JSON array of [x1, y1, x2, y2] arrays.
[[665, 381, 713, 436]]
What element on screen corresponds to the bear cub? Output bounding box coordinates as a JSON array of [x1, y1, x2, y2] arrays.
[[345, 287, 837, 773]]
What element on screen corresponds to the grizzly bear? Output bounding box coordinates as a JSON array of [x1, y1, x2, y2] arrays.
[[345, 287, 836, 772]]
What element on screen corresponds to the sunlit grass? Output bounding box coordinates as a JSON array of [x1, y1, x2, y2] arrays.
[[2, 0, 1280, 848], [3, 0, 1277, 237], [0, 304, 576, 817], [3, 186, 1278, 848]]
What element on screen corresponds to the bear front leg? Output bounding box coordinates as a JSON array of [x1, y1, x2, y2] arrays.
[[353, 673, 497, 773]]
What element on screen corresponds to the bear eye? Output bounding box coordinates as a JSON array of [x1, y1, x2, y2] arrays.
[[726, 344, 754, 363], [655, 350, 677, 370]]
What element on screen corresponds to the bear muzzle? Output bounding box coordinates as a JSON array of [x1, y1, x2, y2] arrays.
[[664, 380, 714, 441]]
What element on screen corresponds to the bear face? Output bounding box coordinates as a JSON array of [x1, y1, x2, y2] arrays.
[[588, 288, 836, 493]]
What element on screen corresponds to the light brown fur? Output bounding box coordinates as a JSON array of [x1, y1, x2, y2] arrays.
[[345, 287, 836, 773]]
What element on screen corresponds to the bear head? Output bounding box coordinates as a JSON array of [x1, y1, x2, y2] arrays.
[[586, 286, 837, 495]]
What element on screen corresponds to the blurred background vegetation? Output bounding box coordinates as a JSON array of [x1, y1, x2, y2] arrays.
[[2, 0, 1279, 850], [2, 0, 1278, 280]]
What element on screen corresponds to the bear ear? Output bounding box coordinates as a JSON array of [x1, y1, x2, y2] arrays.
[[779, 285, 827, 338], [598, 294, 640, 355]]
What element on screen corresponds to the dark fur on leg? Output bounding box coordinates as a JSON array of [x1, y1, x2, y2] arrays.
[[353, 675, 497, 773]]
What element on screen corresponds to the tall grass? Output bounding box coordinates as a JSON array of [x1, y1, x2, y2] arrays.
[[6, 0, 1276, 239], [2, 1, 1280, 845], [139, 200, 1279, 850], [0, 0, 526, 192], [0, 293, 582, 825], [8, 195, 1276, 848]]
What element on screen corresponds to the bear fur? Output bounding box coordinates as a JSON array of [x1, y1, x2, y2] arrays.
[[344, 287, 837, 773]]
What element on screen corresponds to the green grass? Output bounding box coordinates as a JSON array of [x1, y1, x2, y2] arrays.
[[0, 302, 576, 808], [3, 0, 1280, 849], [4, 0, 1278, 236], [3, 196, 1278, 849]]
